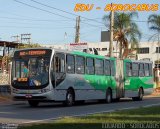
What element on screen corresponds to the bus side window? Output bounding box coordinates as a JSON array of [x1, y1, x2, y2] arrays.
[[126, 62, 132, 76], [76, 56, 85, 74], [95, 59, 104, 75], [86, 58, 95, 75], [66, 55, 75, 74], [132, 63, 138, 76], [104, 60, 111, 76], [139, 63, 144, 77], [110, 60, 115, 76], [144, 63, 149, 76]]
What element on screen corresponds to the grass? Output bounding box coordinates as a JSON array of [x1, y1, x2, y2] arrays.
[[19, 105, 160, 129]]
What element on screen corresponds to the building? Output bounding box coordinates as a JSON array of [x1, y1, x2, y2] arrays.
[[41, 41, 160, 67]]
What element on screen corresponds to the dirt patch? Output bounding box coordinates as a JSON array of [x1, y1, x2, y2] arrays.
[[0, 96, 12, 104], [146, 88, 160, 97]]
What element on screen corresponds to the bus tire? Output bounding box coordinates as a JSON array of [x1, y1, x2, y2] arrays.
[[64, 89, 75, 106], [132, 88, 143, 101], [28, 100, 39, 107], [105, 88, 112, 103]]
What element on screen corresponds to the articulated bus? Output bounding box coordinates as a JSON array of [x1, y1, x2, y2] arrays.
[[11, 48, 154, 107]]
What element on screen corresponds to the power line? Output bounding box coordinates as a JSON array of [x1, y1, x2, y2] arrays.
[[0, 16, 72, 22], [90, 17, 149, 23], [81, 28, 101, 38], [13, 0, 75, 21], [0, 16, 103, 28], [81, 21, 104, 28], [30, 0, 105, 25], [0, 25, 74, 29], [13, 0, 103, 28], [30, 0, 78, 17], [0, 21, 72, 26]]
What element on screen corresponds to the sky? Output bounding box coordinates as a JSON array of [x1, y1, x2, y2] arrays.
[[0, 0, 159, 45]]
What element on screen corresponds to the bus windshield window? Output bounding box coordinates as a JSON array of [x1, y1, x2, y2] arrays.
[[12, 49, 51, 88]]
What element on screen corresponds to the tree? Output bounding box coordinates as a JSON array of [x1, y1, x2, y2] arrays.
[[17, 43, 41, 49], [148, 14, 160, 68], [148, 14, 160, 42], [148, 14, 160, 32], [103, 12, 141, 59]]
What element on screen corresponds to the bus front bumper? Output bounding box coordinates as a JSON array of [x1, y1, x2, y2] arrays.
[[12, 90, 54, 101]]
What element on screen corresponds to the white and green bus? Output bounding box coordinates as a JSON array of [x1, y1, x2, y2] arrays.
[[11, 48, 154, 107]]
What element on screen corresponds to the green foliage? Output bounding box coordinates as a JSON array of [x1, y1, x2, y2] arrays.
[[18, 43, 41, 49], [148, 14, 160, 43], [148, 14, 160, 32], [19, 106, 160, 129], [103, 12, 141, 58]]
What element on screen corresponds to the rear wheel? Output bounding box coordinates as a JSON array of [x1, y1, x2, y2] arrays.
[[64, 89, 75, 106], [105, 89, 112, 103], [28, 100, 39, 107], [132, 88, 143, 101]]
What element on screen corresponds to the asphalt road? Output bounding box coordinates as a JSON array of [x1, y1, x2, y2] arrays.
[[0, 97, 160, 124]]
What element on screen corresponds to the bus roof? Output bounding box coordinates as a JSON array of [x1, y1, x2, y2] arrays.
[[14, 48, 152, 63], [54, 49, 115, 60]]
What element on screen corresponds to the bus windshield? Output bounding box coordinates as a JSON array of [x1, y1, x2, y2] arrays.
[[11, 49, 52, 89]]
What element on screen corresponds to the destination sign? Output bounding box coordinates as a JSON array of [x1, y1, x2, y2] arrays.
[[19, 50, 46, 56], [14, 49, 52, 57]]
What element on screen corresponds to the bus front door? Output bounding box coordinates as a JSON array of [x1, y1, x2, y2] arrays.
[[54, 53, 66, 87]]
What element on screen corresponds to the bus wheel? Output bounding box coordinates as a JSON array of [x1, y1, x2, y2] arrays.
[[132, 88, 143, 101], [106, 89, 112, 103], [65, 89, 75, 106], [28, 100, 39, 107], [137, 88, 143, 101]]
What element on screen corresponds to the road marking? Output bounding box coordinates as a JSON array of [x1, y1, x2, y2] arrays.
[[21, 102, 160, 125], [143, 103, 160, 107], [0, 112, 16, 114]]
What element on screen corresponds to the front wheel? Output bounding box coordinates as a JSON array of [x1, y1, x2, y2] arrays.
[[132, 88, 143, 101], [28, 100, 39, 107], [64, 90, 75, 106], [105, 89, 112, 103]]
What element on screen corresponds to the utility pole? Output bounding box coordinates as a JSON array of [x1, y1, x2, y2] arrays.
[[109, 5, 114, 57], [11, 35, 20, 43], [21, 33, 31, 44], [75, 16, 80, 43], [158, 33, 160, 68]]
